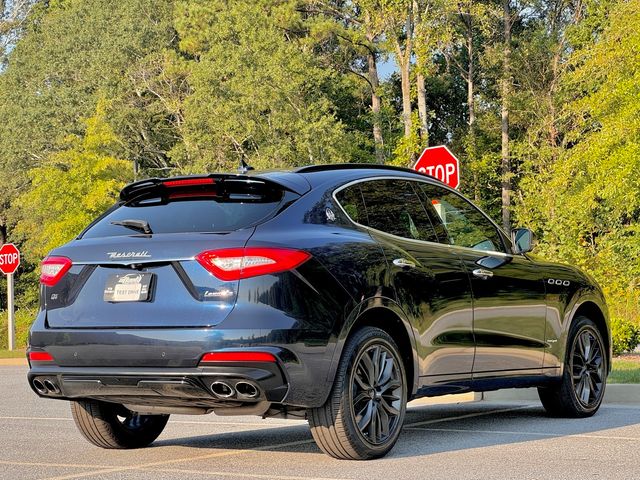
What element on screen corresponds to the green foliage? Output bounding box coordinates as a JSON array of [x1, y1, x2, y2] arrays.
[[516, 0, 640, 323], [0, 0, 637, 331], [173, 0, 355, 171], [611, 317, 640, 356], [14, 101, 130, 261], [0, 0, 175, 234], [0, 308, 36, 350]]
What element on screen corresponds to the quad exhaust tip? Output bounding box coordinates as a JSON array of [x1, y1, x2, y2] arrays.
[[210, 381, 235, 398], [32, 379, 48, 395], [235, 381, 259, 399], [43, 379, 60, 394], [33, 378, 60, 395]]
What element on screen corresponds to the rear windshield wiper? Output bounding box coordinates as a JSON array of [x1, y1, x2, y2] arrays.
[[110, 219, 153, 234]]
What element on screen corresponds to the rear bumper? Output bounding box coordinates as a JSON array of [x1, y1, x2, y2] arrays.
[[27, 308, 338, 409], [27, 362, 288, 410]]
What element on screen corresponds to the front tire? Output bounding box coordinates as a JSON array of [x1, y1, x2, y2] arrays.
[[538, 316, 608, 417], [308, 327, 407, 460], [70, 400, 169, 449]]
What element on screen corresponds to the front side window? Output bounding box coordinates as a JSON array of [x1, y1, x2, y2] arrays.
[[357, 179, 439, 242], [419, 183, 505, 253]]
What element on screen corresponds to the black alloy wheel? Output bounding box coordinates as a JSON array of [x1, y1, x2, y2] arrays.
[[350, 343, 403, 446], [570, 326, 606, 408], [308, 326, 407, 460], [538, 316, 608, 418]]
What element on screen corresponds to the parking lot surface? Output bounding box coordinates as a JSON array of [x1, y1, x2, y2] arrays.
[[2, 365, 639, 480]]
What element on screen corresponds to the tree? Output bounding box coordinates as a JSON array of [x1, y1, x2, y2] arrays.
[[172, 0, 355, 171], [0, 0, 175, 243], [14, 101, 130, 260], [517, 0, 640, 320]]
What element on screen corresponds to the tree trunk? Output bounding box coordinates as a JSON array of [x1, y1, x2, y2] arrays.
[[0, 223, 6, 245], [466, 14, 478, 201], [366, 40, 385, 163], [416, 71, 428, 144], [399, 57, 412, 141], [501, 0, 512, 234]]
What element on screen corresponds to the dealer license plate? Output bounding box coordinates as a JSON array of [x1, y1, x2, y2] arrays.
[[103, 273, 153, 302]]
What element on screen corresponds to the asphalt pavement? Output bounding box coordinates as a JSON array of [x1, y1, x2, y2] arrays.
[[1, 365, 639, 480]]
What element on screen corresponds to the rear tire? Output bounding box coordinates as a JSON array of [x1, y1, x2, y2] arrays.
[[70, 400, 169, 449], [538, 316, 608, 418], [308, 327, 407, 460]]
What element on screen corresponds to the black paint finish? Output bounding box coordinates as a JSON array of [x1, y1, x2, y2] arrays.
[[28, 165, 611, 411]]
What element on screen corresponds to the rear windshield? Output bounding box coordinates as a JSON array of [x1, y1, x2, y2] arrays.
[[82, 179, 290, 238]]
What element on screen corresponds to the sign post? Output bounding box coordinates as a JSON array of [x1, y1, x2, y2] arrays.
[[413, 145, 460, 189], [0, 243, 21, 351]]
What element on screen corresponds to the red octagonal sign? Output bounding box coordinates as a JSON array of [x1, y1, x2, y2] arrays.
[[413, 145, 460, 189], [0, 243, 21, 275]]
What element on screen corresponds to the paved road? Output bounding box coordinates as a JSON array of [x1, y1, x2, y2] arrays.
[[2, 365, 639, 480]]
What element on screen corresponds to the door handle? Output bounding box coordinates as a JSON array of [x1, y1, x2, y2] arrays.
[[472, 268, 494, 280], [393, 258, 416, 269]]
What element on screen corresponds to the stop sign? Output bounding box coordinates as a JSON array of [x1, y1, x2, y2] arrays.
[[0, 243, 21, 275], [413, 145, 460, 189]]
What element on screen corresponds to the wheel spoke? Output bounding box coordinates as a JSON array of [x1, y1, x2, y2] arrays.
[[376, 350, 387, 383], [378, 403, 390, 437], [380, 398, 400, 416], [354, 367, 371, 391], [353, 391, 370, 406], [360, 350, 376, 386], [367, 404, 378, 442], [581, 333, 592, 362], [378, 356, 393, 385], [371, 346, 381, 382], [580, 375, 590, 404], [356, 401, 374, 432]]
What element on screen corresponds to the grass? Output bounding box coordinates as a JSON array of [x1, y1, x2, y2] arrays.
[[609, 354, 640, 384], [0, 349, 26, 359]]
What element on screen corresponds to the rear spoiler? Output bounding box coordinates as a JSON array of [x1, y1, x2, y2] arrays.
[[119, 173, 311, 202]]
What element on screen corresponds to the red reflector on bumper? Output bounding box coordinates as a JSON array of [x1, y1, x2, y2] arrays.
[[29, 351, 54, 362], [200, 352, 277, 363]]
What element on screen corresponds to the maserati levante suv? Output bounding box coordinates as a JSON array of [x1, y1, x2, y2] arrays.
[[27, 164, 610, 460]]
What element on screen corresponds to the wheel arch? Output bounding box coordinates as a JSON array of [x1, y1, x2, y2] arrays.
[[572, 300, 612, 372], [327, 299, 419, 399]]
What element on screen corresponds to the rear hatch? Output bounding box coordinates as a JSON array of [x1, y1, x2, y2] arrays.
[[43, 175, 301, 329]]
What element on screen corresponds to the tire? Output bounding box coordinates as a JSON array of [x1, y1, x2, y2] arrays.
[[70, 400, 169, 449], [308, 326, 408, 460], [538, 316, 608, 418]]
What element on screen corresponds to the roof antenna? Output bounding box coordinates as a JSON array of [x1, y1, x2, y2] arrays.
[[238, 159, 254, 174]]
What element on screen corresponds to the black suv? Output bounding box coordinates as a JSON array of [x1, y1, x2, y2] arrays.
[[27, 164, 610, 460]]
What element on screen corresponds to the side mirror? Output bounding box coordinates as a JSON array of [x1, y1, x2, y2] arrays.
[[512, 228, 534, 254]]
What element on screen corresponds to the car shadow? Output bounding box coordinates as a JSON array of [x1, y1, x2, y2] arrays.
[[152, 401, 640, 459]]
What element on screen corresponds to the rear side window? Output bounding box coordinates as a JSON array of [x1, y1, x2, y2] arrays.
[[82, 180, 289, 238], [419, 183, 505, 253], [358, 179, 439, 242], [335, 185, 367, 225]]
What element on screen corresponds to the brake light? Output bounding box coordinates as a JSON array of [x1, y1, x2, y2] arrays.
[[40, 256, 72, 286], [196, 248, 311, 281], [200, 351, 277, 363], [163, 178, 215, 187], [28, 351, 54, 362]]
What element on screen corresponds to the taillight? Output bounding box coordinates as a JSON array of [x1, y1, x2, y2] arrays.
[[196, 248, 311, 281], [40, 256, 72, 286], [200, 351, 277, 363], [28, 351, 54, 362]]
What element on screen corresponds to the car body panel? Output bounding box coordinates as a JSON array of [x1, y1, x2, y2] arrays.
[[27, 165, 611, 412]]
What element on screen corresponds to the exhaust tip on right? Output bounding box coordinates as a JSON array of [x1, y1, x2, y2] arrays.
[[235, 381, 259, 398]]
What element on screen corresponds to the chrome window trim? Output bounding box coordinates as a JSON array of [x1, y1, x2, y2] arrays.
[[332, 175, 514, 258]]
